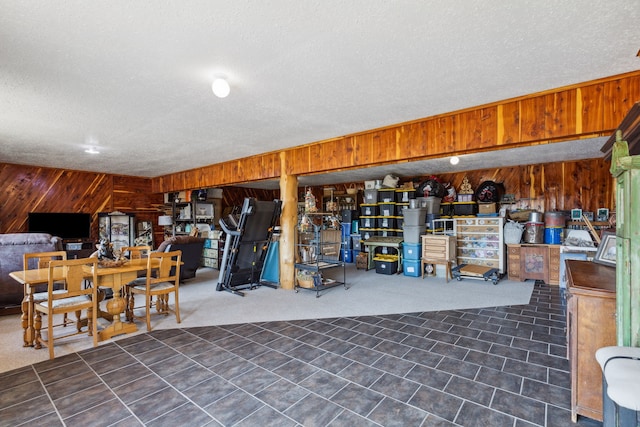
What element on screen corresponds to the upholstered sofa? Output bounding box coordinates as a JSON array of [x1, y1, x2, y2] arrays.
[[156, 235, 205, 281], [0, 233, 63, 314]]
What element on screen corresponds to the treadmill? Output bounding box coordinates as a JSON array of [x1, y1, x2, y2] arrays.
[[216, 197, 282, 296]]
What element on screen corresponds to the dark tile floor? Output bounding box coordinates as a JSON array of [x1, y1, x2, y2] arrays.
[[0, 282, 603, 427]]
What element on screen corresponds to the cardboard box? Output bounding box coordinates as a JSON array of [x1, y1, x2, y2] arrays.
[[478, 202, 497, 214]]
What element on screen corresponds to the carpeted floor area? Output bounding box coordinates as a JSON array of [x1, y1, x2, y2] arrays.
[[0, 265, 534, 373], [0, 277, 602, 426]]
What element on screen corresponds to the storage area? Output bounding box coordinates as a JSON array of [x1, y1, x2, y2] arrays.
[[455, 217, 504, 274]]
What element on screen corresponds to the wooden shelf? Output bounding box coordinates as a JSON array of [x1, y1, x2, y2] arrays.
[[566, 221, 610, 227]]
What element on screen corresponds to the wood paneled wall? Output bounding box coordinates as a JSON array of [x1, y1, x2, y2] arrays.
[[0, 164, 164, 247], [304, 157, 613, 215], [0, 156, 613, 250], [152, 71, 640, 193]]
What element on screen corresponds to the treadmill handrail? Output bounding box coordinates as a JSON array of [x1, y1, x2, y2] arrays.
[[219, 218, 241, 236]]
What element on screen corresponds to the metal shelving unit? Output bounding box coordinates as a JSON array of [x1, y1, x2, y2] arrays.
[[295, 213, 347, 297]]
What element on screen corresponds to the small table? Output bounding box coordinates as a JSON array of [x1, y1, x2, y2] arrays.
[[363, 236, 404, 273]]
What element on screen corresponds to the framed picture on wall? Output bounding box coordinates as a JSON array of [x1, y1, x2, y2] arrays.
[[594, 231, 616, 267]]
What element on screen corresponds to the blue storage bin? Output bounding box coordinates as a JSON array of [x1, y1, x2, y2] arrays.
[[402, 243, 422, 260], [403, 259, 422, 277], [341, 222, 351, 238], [341, 249, 353, 263]]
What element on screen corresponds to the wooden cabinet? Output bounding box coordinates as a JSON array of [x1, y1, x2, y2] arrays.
[[455, 217, 504, 273], [566, 260, 616, 422], [421, 235, 456, 262], [421, 234, 456, 281], [506, 244, 561, 285]]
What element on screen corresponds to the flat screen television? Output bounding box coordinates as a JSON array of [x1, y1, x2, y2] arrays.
[[28, 212, 92, 240]]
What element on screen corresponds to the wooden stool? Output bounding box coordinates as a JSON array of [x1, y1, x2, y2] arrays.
[[421, 259, 452, 282]]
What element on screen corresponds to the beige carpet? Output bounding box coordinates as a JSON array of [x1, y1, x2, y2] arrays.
[[0, 265, 534, 373]]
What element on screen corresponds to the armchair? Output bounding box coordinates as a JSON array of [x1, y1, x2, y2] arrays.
[[156, 236, 205, 281]]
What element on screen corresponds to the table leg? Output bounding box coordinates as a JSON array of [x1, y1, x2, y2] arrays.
[[21, 284, 33, 347], [97, 275, 137, 341]]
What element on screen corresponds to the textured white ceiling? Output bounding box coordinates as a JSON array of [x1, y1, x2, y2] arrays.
[[1, 1, 639, 183]]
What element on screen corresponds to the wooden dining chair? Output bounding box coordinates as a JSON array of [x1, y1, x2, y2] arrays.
[[121, 245, 152, 311], [33, 257, 99, 359], [126, 250, 181, 331], [23, 251, 69, 348], [121, 245, 152, 260]]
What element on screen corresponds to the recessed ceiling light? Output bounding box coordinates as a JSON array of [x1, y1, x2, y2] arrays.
[[85, 148, 100, 154], [212, 77, 230, 98], [450, 156, 459, 165]]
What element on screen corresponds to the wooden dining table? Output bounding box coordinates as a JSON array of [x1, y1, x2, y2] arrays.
[[10, 258, 155, 346]]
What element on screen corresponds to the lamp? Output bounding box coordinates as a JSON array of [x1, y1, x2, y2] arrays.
[[158, 215, 173, 226], [211, 78, 230, 98]]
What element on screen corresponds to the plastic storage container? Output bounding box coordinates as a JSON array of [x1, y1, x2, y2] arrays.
[[402, 242, 422, 260], [395, 189, 416, 203], [378, 189, 395, 203], [426, 213, 441, 230], [360, 217, 376, 228], [377, 217, 396, 229], [403, 208, 427, 226], [402, 224, 426, 244], [341, 248, 353, 263], [379, 203, 396, 217], [403, 259, 422, 277], [544, 227, 563, 244], [363, 189, 378, 204], [361, 204, 378, 216], [453, 201, 478, 216], [374, 255, 398, 275], [440, 202, 454, 217]]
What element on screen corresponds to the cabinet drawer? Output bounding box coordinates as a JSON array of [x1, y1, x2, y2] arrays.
[[202, 257, 219, 269], [203, 248, 218, 258], [508, 246, 521, 255], [421, 235, 450, 245], [423, 248, 448, 260]]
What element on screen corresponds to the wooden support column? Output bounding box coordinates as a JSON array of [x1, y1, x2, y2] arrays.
[[279, 152, 298, 290]]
